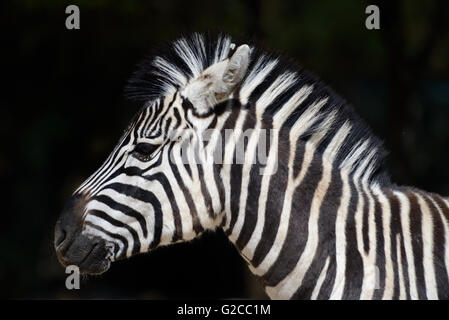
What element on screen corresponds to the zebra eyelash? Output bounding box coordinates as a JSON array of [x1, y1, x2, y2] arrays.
[[132, 142, 161, 161]]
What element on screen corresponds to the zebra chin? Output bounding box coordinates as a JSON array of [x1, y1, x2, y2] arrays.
[[57, 242, 112, 275], [54, 194, 113, 275]]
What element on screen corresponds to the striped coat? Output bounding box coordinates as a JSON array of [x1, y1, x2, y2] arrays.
[[55, 33, 449, 299]]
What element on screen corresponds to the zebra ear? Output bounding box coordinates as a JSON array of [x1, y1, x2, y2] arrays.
[[182, 44, 250, 116], [221, 44, 250, 93]]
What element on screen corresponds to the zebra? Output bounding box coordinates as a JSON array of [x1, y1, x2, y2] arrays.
[[54, 33, 449, 300]]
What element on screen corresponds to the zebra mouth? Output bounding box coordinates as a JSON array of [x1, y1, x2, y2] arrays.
[[55, 231, 113, 275], [77, 240, 113, 275], [55, 194, 115, 275]]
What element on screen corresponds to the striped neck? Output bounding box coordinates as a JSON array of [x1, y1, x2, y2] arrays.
[[219, 139, 449, 299]]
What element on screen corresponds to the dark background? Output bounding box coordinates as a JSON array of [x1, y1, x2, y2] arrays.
[[1, 0, 449, 299]]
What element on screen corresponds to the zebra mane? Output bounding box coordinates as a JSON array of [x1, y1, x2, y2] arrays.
[[125, 33, 390, 185]]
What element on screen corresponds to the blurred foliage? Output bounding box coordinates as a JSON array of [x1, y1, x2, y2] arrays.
[[1, 0, 448, 299]]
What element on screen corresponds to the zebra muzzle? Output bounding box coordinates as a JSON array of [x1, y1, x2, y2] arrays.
[[54, 194, 111, 275]]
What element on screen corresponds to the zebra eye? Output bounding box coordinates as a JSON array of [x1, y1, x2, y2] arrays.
[[133, 142, 159, 161]]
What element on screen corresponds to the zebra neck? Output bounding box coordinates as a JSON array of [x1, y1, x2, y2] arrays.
[[220, 138, 353, 296], [219, 143, 449, 299]]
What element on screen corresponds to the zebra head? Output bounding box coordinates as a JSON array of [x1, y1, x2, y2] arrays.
[[54, 35, 251, 275]]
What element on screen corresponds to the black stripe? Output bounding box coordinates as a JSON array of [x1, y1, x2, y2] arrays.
[[246, 61, 285, 105], [292, 167, 342, 299], [92, 194, 148, 239], [197, 163, 214, 218], [85, 221, 128, 260], [316, 256, 336, 300], [88, 209, 141, 255], [386, 189, 401, 300], [226, 109, 257, 235], [141, 104, 153, 137], [406, 191, 427, 299], [250, 131, 290, 268], [236, 121, 272, 250], [172, 106, 182, 130], [372, 193, 386, 300], [167, 142, 204, 234], [398, 216, 411, 300], [103, 182, 163, 249], [262, 78, 299, 118], [146, 94, 177, 139], [342, 179, 363, 299], [163, 117, 172, 139], [261, 143, 321, 287], [218, 105, 242, 229], [392, 189, 411, 299], [361, 190, 370, 254], [147, 172, 183, 243], [216, 101, 241, 174]]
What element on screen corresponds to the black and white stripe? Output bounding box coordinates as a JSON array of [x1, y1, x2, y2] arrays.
[[70, 33, 449, 299]]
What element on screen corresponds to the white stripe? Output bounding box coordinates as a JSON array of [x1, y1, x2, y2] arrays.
[[329, 170, 351, 299], [136, 107, 150, 137], [255, 72, 297, 114], [265, 122, 349, 299], [289, 98, 329, 142], [228, 126, 262, 243], [89, 145, 134, 195], [249, 111, 336, 277], [213, 36, 232, 64], [145, 95, 172, 136], [76, 139, 126, 195], [239, 129, 278, 260], [240, 57, 278, 105], [222, 109, 249, 231], [161, 148, 195, 241], [241, 86, 314, 260], [75, 151, 114, 194], [249, 137, 315, 277], [394, 191, 419, 299], [173, 36, 204, 78], [202, 109, 232, 218], [433, 197, 449, 285], [272, 85, 313, 124], [75, 111, 141, 194], [84, 204, 135, 258], [396, 234, 406, 299], [249, 134, 317, 276], [372, 186, 394, 300], [229, 74, 298, 242], [95, 188, 149, 250], [414, 192, 438, 299], [143, 99, 163, 135], [311, 256, 331, 300], [334, 143, 375, 300], [189, 114, 224, 219], [442, 198, 449, 211], [174, 143, 214, 230], [354, 158, 377, 300], [153, 56, 188, 90], [97, 174, 176, 246]]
